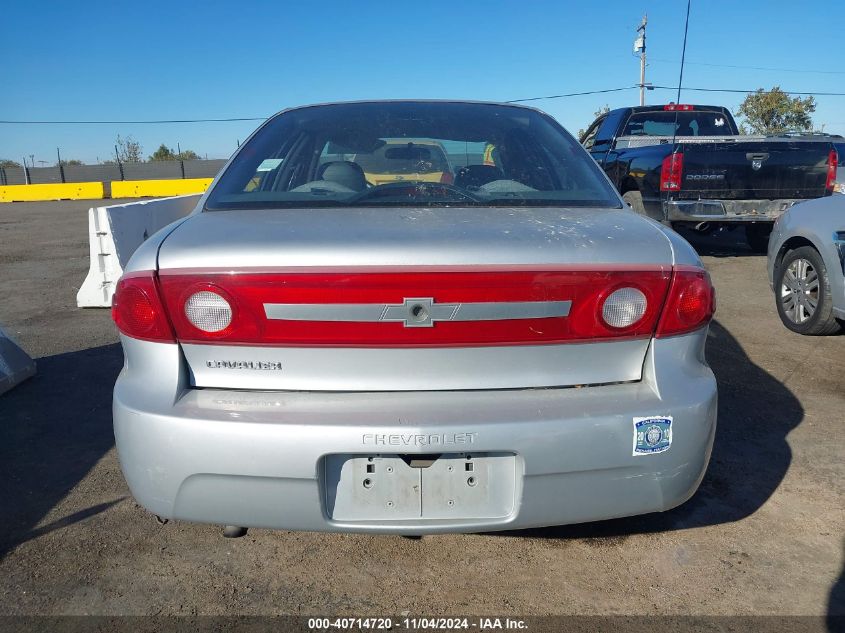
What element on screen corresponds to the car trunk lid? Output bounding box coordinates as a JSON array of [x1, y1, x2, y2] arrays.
[[157, 206, 675, 391]]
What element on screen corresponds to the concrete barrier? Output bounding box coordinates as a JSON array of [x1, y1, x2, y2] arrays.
[[76, 195, 200, 307], [0, 326, 36, 395], [110, 178, 213, 198], [0, 182, 104, 203]]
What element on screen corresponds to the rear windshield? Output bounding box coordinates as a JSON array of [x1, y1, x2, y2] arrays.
[[622, 110, 733, 137], [205, 102, 621, 210]]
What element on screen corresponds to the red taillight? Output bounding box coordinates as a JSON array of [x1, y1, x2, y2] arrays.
[[112, 271, 175, 342], [157, 268, 674, 347], [655, 267, 716, 338], [660, 152, 684, 192], [663, 104, 694, 111], [826, 148, 838, 192], [440, 171, 454, 185]]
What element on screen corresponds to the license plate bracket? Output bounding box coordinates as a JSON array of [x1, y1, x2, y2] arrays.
[[324, 452, 516, 521]]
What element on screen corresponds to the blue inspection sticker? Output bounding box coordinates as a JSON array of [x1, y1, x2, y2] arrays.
[[632, 416, 673, 456]]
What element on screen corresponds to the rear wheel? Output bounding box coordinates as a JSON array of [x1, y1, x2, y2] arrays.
[[622, 191, 646, 216], [745, 224, 772, 254], [775, 246, 841, 335]]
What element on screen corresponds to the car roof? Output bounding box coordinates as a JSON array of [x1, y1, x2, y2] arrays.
[[268, 99, 548, 120]]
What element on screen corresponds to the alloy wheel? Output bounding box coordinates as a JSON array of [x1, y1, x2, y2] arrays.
[[780, 258, 819, 324]]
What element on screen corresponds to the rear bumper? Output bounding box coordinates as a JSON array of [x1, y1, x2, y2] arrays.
[[665, 198, 799, 223], [113, 331, 717, 534]]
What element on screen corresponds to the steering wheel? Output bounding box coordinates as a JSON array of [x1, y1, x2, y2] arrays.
[[347, 181, 480, 204]]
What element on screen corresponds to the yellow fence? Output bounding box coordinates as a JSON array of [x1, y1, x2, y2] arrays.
[[110, 178, 213, 198], [0, 178, 213, 203], [0, 182, 104, 203]]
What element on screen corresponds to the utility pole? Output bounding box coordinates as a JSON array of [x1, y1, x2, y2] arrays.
[[635, 15, 648, 106]]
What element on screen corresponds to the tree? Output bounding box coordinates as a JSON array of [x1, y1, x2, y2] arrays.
[[58, 159, 83, 166], [115, 135, 143, 162], [736, 87, 816, 135], [149, 144, 177, 161], [577, 105, 611, 140], [0, 159, 22, 168], [148, 144, 201, 161]]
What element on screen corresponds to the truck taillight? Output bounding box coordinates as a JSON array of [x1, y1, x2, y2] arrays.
[[112, 272, 175, 343], [440, 171, 454, 184], [826, 148, 838, 192], [660, 152, 684, 192], [663, 104, 694, 111], [655, 267, 716, 338]]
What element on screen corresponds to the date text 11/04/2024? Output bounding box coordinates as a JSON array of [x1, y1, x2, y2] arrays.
[[307, 617, 528, 630]]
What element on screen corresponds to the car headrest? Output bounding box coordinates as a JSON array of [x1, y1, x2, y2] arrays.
[[319, 161, 368, 192], [454, 164, 505, 189]]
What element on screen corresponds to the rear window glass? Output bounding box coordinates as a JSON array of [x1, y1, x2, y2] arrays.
[[622, 111, 732, 137], [205, 101, 621, 210]]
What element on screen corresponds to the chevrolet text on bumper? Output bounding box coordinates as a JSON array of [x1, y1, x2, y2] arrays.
[[111, 101, 718, 534]]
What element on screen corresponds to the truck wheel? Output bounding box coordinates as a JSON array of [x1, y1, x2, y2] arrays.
[[745, 224, 772, 254], [775, 246, 841, 335], [622, 191, 646, 216]]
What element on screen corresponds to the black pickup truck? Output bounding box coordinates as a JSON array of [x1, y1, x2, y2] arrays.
[[580, 104, 843, 251]]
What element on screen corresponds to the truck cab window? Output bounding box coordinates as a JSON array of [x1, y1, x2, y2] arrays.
[[622, 111, 733, 137], [581, 117, 605, 150]]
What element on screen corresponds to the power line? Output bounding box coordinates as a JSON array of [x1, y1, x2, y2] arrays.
[[648, 57, 845, 75], [650, 85, 845, 97], [504, 86, 635, 103], [0, 90, 638, 121], [675, 0, 692, 105], [670, 0, 693, 149], [0, 116, 266, 124], [509, 85, 845, 103], [2, 84, 845, 125]]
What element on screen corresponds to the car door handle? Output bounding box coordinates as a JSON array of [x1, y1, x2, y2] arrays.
[[746, 152, 770, 161]]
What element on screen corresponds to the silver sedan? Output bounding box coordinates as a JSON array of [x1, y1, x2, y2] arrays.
[[767, 194, 845, 335], [110, 101, 717, 535]]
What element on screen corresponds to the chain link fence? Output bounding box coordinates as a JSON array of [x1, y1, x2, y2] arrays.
[[0, 159, 228, 186]]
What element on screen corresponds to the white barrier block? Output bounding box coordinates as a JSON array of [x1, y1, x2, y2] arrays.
[[0, 326, 36, 395], [76, 195, 200, 308]]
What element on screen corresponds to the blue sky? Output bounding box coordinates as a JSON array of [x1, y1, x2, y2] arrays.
[[2, 0, 844, 164]]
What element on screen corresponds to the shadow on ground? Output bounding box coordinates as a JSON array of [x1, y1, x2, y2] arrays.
[[830, 542, 845, 630], [506, 319, 803, 540], [674, 224, 759, 258], [0, 343, 124, 559]]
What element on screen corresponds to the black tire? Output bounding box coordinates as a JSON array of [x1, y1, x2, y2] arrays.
[[622, 190, 646, 216], [745, 224, 772, 254], [774, 246, 841, 335]]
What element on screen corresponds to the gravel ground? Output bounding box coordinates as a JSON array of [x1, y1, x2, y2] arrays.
[[0, 200, 842, 620]]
